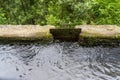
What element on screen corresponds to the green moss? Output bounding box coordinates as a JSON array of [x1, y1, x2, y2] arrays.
[[76, 25, 120, 46], [79, 35, 120, 47], [0, 33, 53, 44], [79, 29, 120, 46], [0, 25, 54, 44]]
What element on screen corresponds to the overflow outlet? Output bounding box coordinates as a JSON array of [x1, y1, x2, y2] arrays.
[[50, 28, 81, 41]]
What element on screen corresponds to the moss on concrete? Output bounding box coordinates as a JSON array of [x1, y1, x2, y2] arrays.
[[0, 25, 120, 46], [0, 25, 54, 43], [79, 36, 120, 46], [76, 25, 120, 46]]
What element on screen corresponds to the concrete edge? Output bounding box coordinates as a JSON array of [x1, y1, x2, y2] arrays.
[[0, 25, 120, 46], [0, 25, 54, 43]]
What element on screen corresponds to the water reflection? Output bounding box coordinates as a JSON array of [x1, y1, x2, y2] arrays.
[[0, 42, 120, 80]]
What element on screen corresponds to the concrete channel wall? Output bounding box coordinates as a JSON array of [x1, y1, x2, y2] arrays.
[[76, 25, 120, 46], [0, 25, 120, 46], [0, 25, 54, 43]]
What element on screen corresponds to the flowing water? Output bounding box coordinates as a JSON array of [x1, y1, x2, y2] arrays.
[[0, 42, 120, 80]]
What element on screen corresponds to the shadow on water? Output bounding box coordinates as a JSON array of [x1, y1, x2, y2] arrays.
[[0, 42, 120, 80]]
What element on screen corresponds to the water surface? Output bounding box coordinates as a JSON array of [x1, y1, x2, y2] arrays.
[[0, 42, 120, 80]]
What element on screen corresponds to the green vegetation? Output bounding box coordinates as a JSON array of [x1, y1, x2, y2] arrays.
[[0, 8, 6, 24], [0, 0, 120, 27]]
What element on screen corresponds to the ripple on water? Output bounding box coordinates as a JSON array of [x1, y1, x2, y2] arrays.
[[0, 42, 120, 80]]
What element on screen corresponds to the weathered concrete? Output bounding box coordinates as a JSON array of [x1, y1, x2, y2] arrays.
[[0, 25, 55, 43], [76, 25, 120, 46], [0, 25, 120, 46]]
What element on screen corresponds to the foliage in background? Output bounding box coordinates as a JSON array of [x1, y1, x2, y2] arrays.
[[0, 0, 120, 27], [0, 8, 6, 24], [91, 0, 120, 25]]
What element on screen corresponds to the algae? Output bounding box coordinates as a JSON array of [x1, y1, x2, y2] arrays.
[[0, 25, 54, 43], [76, 25, 120, 46], [0, 25, 120, 46]]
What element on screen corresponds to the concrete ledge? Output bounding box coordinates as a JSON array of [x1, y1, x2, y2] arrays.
[[0, 25, 120, 46], [75, 25, 120, 46], [0, 25, 55, 43]]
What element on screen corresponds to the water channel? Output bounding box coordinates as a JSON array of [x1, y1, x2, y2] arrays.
[[0, 42, 120, 80]]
